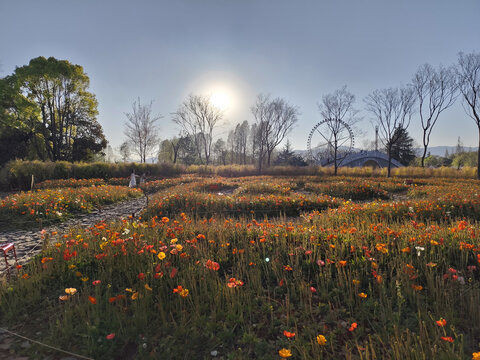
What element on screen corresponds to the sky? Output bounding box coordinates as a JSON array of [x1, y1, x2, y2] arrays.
[[1, 0, 479, 154]]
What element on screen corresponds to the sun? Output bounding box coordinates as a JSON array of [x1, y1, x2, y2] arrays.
[[210, 92, 230, 110]]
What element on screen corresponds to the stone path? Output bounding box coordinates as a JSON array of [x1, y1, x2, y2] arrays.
[[0, 195, 147, 274], [0, 196, 148, 359]]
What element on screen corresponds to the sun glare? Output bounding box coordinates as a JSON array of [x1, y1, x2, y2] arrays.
[[210, 92, 230, 110]]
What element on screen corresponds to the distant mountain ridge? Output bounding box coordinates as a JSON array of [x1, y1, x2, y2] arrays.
[[294, 146, 478, 159], [414, 146, 479, 157]]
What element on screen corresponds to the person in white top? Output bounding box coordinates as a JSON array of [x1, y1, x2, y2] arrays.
[[129, 171, 137, 188], [139, 172, 146, 185]]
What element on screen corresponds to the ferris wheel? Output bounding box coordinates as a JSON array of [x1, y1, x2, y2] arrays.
[[307, 119, 355, 165]]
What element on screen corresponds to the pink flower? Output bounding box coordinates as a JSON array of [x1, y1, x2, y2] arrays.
[[106, 333, 116, 340]]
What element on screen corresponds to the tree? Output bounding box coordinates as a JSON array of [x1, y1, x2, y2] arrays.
[[119, 141, 131, 162], [0, 75, 40, 164], [158, 139, 174, 163], [172, 94, 223, 165], [386, 127, 415, 165], [226, 120, 250, 165], [456, 136, 464, 154], [0, 57, 106, 163], [411, 63, 458, 167], [364, 86, 416, 177], [213, 138, 228, 165], [251, 94, 299, 171], [452, 151, 477, 169], [124, 98, 161, 163], [249, 122, 260, 165], [457, 52, 480, 179], [234, 120, 249, 164], [226, 129, 236, 164], [317, 86, 360, 175], [274, 140, 307, 166], [176, 135, 198, 165]]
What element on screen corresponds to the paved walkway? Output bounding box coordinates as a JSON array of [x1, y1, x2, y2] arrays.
[[0, 196, 147, 274], [0, 196, 148, 359]]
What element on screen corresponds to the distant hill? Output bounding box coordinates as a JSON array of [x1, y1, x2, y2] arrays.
[[295, 146, 478, 158], [414, 146, 478, 157]]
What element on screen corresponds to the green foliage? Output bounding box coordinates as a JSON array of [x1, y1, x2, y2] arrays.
[[387, 127, 416, 166], [0, 56, 107, 165], [274, 141, 308, 167], [412, 155, 452, 168], [0, 160, 186, 190], [451, 151, 478, 169]]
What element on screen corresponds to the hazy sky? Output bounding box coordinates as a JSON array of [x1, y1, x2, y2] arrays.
[[1, 0, 479, 153]]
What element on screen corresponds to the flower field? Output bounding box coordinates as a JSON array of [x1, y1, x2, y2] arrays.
[[36, 178, 107, 189], [1, 175, 480, 359], [0, 185, 143, 227]]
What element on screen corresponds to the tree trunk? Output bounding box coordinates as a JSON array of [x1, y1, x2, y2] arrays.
[[334, 143, 338, 176], [477, 128, 480, 180], [421, 129, 429, 168], [387, 146, 392, 178]]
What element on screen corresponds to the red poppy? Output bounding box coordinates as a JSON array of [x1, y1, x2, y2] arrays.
[[206, 260, 220, 271], [283, 330, 295, 338]]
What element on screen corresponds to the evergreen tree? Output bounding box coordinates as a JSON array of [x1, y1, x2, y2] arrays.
[[387, 127, 416, 165], [274, 140, 307, 166]]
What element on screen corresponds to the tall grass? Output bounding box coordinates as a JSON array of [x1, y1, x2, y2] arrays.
[[0, 160, 186, 190], [1, 160, 478, 191]]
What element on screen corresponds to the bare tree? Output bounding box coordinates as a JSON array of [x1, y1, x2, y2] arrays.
[[457, 52, 480, 179], [124, 98, 161, 163], [172, 94, 223, 165], [236, 120, 249, 164], [227, 129, 235, 164], [249, 122, 260, 165], [364, 86, 416, 177], [251, 94, 299, 171], [411, 64, 458, 167], [317, 86, 360, 175], [227, 120, 250, 164]]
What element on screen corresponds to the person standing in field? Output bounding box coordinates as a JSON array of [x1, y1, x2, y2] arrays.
[[129, 170, 137, 188], [139, 172, 146, 186]]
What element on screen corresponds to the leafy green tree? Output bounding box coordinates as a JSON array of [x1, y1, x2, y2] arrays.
[[452, 151, 478, 169], [0, 74, 46, 164], [0, 56, 106, 163]]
